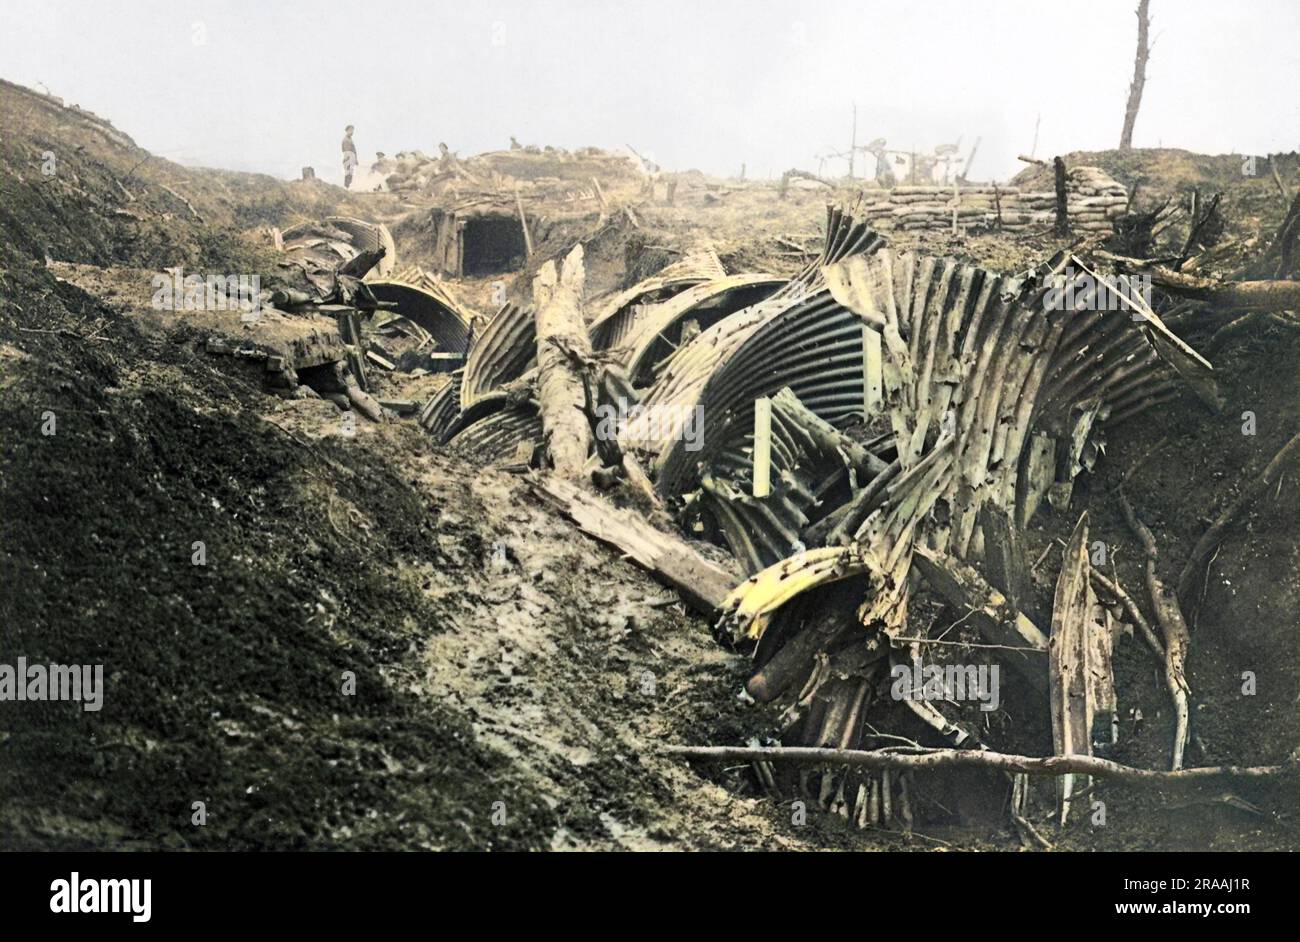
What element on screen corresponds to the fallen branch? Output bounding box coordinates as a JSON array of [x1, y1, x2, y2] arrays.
[[1205, 311, 1264, 355], [1090, 569, 1164, 660], [662, 744, 1295, 788], [1121, 493, 1191, 770], [1095, 253, 1300, 311]]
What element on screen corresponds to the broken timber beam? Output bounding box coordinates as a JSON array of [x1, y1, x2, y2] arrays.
[[531, 474, 741, 613], [1149, 270, 1300, 311], [1048, 513, 1101, 822], [1094, 252, 1300, 312], [978, 504, 1031, 618], [533, 246, 594, 478]]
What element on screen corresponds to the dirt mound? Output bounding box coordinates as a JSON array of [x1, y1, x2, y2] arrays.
[[0, 248, 553, 849], [0, 205, 826, 851], [0, 79, 407, 269]]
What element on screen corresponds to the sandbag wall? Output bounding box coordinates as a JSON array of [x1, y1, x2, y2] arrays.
[[857, 166, 1128, 234]]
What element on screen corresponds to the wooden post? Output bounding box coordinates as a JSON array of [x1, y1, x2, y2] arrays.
[[515, 188, 534, 258], [752, 397, 772, 498], [862, 325, 883, 415], [1053, 156, 1070, 236]]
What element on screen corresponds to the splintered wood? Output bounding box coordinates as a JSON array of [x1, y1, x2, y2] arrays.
[[533, 245, 592, 478], [1048, 514, 1117, 824]]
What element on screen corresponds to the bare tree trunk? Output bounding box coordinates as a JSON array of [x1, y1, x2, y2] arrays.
[[533, 246, 593, 478], [1119, 0, 1151, 150]]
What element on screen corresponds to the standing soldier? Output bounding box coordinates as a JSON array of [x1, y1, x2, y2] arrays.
[[342, 125, 358, 189]]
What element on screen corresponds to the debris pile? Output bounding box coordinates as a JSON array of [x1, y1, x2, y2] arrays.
[[278, 215, 397, 292], [187, 150, 1297, 839], [398, 194, 1299, 838], [206, 223, 479, 420]]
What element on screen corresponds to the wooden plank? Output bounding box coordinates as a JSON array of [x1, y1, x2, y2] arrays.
[[1049, 512, 1094, 824], [752, 396, 772, 498], [863, 325, 883, 416], [531, 475, 741, 613], [1020, 433, 1057, 528], [978, 504, 1031, 617]]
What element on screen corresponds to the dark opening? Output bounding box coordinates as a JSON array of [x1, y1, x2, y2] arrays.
[[462, 216, 527, 277]]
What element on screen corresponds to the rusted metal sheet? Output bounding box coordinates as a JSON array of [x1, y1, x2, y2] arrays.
[[325, 215, 397, 279], [367, 280, 473, 354], [588, 249, 727, 349], [460, 301, 535, 409], [610, 274, 783, 386]]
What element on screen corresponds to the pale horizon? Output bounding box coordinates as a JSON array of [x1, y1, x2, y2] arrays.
[[4, 0, 1297, 186]]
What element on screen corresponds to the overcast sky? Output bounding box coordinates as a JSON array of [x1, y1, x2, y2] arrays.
[[4, 0, 1297, 185]]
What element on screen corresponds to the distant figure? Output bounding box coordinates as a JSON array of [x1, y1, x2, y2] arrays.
[[342, 125, 358, 189], [510, 135, 522, 150], [437, 142, 456, 173]]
